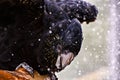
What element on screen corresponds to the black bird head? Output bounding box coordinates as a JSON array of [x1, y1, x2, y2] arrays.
[[35, 0, 83, 73], [54, 19, 83, 70]]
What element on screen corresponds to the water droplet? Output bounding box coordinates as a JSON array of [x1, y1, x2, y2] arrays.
[[76, 4, 79, 7], [11, 54, 14, 56], [4, 27, 7, 31], [61, 29, 63, 31], [97, 32, 100, 35], [38, 39, 41, 41], [49, 30, 52, 34], [35, 17, 37, 20], [90, 53, 93, 56], [60, 11, 63, 14], [53, 37, 56, 40], [59, 24, 62, 28], [39, 6, 43, 8], [38, 65, 40, 67], [75, 41, 78, 44], [14, 41, 17, 44], [49, 12, 52, 14], [78, 70, 82, 76], [51, 71, 54, 74], [92, 28, 96, 32], [51, 23, 55, 27], [83, 16, 86, 20], [47, 68, 50, 71], [99, 45, 102, 48], [56, 35, 60, 39], [93, 48, 96, 51], [95, 55, 99, 59], [76, 13, 80, 18], [85, 47, 88, 50], [49, 27, 52, 29]]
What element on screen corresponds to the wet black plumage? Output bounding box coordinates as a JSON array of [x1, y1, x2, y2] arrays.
[[56, 0, 98, 23], [0, 0, 98, 78]]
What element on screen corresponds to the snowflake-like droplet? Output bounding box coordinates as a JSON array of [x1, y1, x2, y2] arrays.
[[49, 30, 52, 34], [38, 38, 41, 41]]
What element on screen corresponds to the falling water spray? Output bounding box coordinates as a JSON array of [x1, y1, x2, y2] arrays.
[[109, 0, 120, 80]]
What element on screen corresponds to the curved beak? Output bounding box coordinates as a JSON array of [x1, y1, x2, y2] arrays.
[[55, 52, 74, 71]]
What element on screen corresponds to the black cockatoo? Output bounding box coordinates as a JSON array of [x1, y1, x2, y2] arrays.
[[0, 0, 98, 80]]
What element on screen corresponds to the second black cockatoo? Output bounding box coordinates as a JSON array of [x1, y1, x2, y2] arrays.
[[0, 0, 98, 79]]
